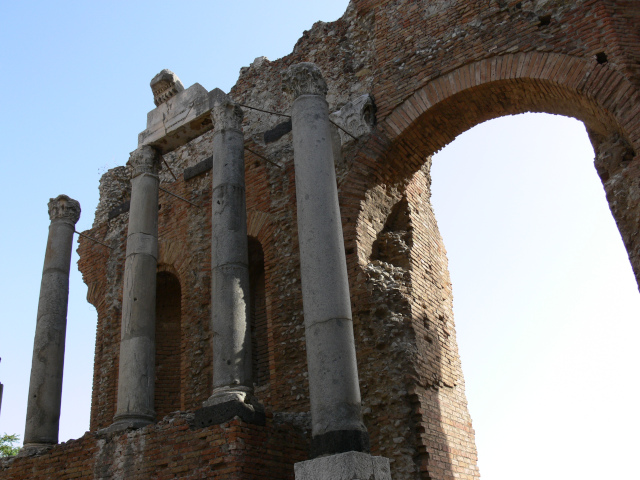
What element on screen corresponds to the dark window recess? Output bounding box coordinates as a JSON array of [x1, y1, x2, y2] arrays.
[[248, 238, 269, 386], [108, 200, 130, 220], [538, 14, 551, 27], [264, 120, 292, 144], [596, 52, 608, 64], [183, 156, 213, 181], [155, 271, 182, 419]]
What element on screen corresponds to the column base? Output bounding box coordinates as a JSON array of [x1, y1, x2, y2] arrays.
[[195, 397, 265, 427], [17, 443, 54, 457], [310, 429, 370, 458], [99, 413, 155, 435], [295, 451, 391, 480]]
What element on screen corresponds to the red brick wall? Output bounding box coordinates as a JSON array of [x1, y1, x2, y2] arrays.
[[20, 1, 638, 479], [0, 415, 307, 480]]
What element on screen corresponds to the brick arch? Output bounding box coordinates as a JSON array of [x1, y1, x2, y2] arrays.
[[345, 52, 640, 282], [340, 52, 640, 479]]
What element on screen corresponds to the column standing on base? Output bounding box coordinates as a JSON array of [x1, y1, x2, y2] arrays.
[[283, 62, 370, 457], [112, 145, 162, 429], [24, 195, 80, 448], [204, 97, 254, 407]]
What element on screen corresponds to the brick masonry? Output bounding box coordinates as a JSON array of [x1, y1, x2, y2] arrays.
[[3, 1, 639, 479]]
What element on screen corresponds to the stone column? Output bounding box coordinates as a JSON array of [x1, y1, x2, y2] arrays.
[[204, 98, 254, 408], [283, 63, 371, 458], [23, 195, 80, 448], [112, 145, 161, 429]]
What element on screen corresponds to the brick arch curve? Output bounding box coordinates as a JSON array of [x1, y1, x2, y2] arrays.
[[345, 52, 640, 283]]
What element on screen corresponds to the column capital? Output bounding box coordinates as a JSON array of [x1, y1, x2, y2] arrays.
[[212, 99, 244, 134], [282, 62, 328, 99], [48, 195, 81, 225], [129, 145, 161, 178]]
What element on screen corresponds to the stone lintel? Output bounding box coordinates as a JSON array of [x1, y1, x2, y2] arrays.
[[294, 451, 391, 480], [138, 85, 228, 155]]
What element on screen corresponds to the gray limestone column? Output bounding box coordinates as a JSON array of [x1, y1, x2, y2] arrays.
[[112, 145, 162, 429], [283, 63, 370, 457], [204, 98, 254, 407], [24, 195, 80, 448]]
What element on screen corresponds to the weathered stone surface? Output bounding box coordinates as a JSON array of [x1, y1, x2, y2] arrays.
[[112, 146, 162, 429], [207, 98, 255, 408], [24, 195, 80, 447], [286, 62, 369, 457], [295, 451, 391, 480], [150, 69, 184, 107], [330, 94, 376, 145]]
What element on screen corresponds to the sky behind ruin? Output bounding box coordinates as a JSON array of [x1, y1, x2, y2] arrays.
[[1, 1, 638, 479]]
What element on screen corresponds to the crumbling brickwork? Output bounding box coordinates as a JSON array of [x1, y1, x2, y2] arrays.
[[3, 1, 639, 479]]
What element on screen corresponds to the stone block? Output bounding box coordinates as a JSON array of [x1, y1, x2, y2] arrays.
[[295, 451, 391, 480]]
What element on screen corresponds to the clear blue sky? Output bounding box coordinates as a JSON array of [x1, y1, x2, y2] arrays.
[[1, 2, 638, 479]]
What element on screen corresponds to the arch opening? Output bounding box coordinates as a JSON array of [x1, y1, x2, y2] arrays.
[[155, 270, 182, 419], [428, 112, 640, 479], [248, 237, 269, 387]]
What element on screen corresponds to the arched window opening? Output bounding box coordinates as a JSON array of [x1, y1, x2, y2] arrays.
[[155, 270, 182, 419], [248, 237, 269, 387]]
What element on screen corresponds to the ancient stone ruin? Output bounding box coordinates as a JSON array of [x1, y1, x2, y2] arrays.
[[3, 0, 639, 479]]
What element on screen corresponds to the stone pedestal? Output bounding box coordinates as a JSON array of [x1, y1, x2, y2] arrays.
[[204, 97, 255, 413], [112, 145, 162, 430], [23, 195, 81, 448], [295, 452, 391, 480], [284, 63, 370, 457]]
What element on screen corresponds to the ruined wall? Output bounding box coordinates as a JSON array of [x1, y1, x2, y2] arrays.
[[0, 415, 306, 480], [3, 1, 639, 479]]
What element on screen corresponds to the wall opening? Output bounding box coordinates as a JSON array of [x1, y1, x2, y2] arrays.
[[248, 237, 269, 387], [429, 112, 640, 479], [155, 270, 182, 419]]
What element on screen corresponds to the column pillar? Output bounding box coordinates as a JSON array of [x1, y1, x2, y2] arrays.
[[112, 145, 162, 429], [23, 195, 80, 449], [283, 63, 371, 458], [204, 98, 254, 407]]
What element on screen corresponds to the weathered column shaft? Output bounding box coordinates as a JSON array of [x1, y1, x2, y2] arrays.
[[24, 195, 80, 446], [206, 98, 253, 406], [113, 146, 161, 428], [284, 63, 369, 457]]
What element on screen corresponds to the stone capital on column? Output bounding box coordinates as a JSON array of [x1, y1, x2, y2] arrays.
[[47, 195, 81, 225], [128, 145, 161, 178], [282, 62, 328, 99], [212, 99, 244, 134]]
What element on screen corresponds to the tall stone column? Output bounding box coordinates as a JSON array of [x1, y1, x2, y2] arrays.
[[283, 63, 372, 458], [112, 145, 162, 429], [204, 98, 254, 407], [23, 195, 80, 449]]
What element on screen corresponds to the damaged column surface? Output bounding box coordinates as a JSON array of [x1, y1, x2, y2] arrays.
[[23, 195, 80, 451], [283, 62, 378, 461], [198, 96, 263, 425], [111, 146, 162, 430]]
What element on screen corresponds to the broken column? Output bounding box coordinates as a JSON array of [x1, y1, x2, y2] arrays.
[[283, 62, 378, 463], [203, 97, 255, 410], [112, 145, 162, 429], [23, 195, 80, 449]]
